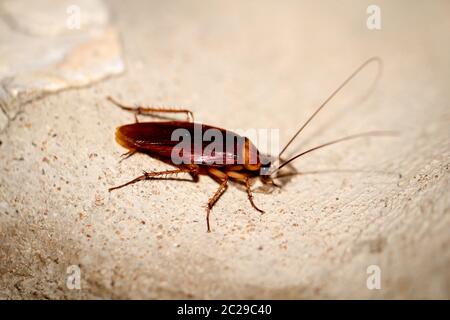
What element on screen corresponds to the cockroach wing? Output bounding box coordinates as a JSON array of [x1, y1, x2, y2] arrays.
[[115, 121, 243, 166]]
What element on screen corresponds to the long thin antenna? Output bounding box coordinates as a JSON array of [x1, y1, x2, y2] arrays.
[[278, 57, 382, 159], [271, 131, 397, 176]]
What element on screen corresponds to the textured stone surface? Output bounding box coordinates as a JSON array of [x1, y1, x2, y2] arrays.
[[0, 0, 124, 131], [0, 0, 449, 299]]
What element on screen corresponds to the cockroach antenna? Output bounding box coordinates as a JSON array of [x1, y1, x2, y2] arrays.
[[270, 57, 396, 176]]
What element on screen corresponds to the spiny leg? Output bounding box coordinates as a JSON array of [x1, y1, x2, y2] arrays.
[[119, 150, 137, 163], [109, 166, 199, 192], [206, 178, 228, 233], [245, 178, 265, 213], [261, 175, 282, 188], [206, 168, 229, 232], [226, 170, 265, 213], [107, 96, 194, 122]]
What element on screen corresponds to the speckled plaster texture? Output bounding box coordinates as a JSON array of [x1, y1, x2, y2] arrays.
[[0, 0, 449, 299]]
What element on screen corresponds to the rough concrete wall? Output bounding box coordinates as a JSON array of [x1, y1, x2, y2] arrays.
[[0, 0, 449, 299]]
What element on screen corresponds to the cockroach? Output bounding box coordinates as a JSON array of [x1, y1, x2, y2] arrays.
[[108, 57, 393, 232]]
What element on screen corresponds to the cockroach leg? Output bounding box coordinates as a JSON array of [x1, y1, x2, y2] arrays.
[[206, 168, 231, 232], [226, 170, 265, 213], [245, 178, 265, 214], [261, 176, 282, 188], [206, 177, 229, 233], [108, 166, 199, 192], [119, 150, 137, 163], [107, 96, 194, 122], [269, 180, 282, 188]]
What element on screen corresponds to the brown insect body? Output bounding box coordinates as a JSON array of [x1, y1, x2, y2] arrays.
[[115, 121, 265, 173], [108, 97, 273, 232], [108, 57, 391, 232]]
